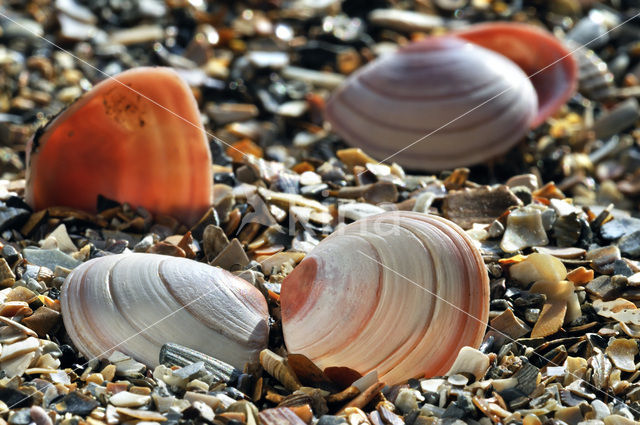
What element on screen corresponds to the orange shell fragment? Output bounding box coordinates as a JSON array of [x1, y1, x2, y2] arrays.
[[25, 67, 213, 225], [226, 139, 263, 162]]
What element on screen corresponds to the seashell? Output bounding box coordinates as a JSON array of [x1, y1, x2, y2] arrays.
[[564, 10, 619, 100], [605, 339, 638, 373], [566, 41, 616, 101], [280, 211, 489, 384], [159, 343, 242, 383], [61, 253, 269, 369], [260, 349, 302, 392], [325, 23, 577, 171], [500, 205, 550, 253], [454, 22, 577, 127], [25, 67, 212, 225]]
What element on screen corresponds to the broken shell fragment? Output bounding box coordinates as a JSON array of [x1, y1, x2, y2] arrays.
[[445, 347, 490, 380], [280, 211, 489, 384], [509, 253, 567, 285], [26, 67, 213, 225], [159, 343, 242, 383], [61, 253, 269, 369], [500, 206, 550, 253], [605, 339, 638, 372]]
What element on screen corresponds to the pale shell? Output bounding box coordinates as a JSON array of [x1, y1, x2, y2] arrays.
[[325, 37, 538, 171], [61, 253, 269, 369], [280, 211, 490, 384]]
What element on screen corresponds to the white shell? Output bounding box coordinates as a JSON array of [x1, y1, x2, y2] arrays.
[[280, 211, 489, 384], [61, 253, 269, 369], [325, 37, 537, 171]]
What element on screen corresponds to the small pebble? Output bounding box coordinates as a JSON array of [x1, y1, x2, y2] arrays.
[[109, 391, 151, 408]]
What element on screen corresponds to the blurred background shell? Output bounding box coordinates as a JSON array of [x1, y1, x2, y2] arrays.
[[325, 37, 537, 171], [325, 23, 578, 171]]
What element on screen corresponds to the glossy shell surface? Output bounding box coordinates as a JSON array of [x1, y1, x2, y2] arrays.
[[25, 67, 212, 225], [61, 253, 269, 369], [325, 37, 537, 171], [280, 211, 490, 384], [455, 22, 578, 127]]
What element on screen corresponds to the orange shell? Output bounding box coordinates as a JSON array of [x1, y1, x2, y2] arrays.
[[25, 67, 213, 225], [455, 22, 578, 127]]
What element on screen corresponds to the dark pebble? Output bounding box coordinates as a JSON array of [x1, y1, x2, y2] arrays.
[[577, 217, 594, 249], [236, 165, 259, 184], [2, 245, 21, 266], [423, 392, 439, 406], [51, 392, 99, 416], [163, 412, 182, 425], [512, 363, 539, 396], [487, 263, 503, 278], [59, 344, 78, 369], [404, 409, 420, 425], [47, 287, 60, 300], [51, 277, 66, 290], [490, 299, 510, 311], [618, 230, 640, 258], [587, 245, 621, 274], [613, 260, 633, 277], [513, 293, 547, 309], [407, 378, 420, 390], [0, 206, 30, 232], [479, 335, 494, 354], [601, 217, 640, 240], [5, 197, 31, 211], [190, 208, 220, 241], [524, 308, 541, 323], [317, 416, 348, 425], [96, 195, 121, 213], [104, 239, 128, 254], [181, 406, 201, 420], [510, 185, 532, 205], [442, 395, 474, 419], [236, 374, 253, 396], [214, 172, 237, 186], [490, 279, 506, 299], [0, 388, 33, 408], [223, 387, 245, 400], [552, 213, 581, 247], [210, 140, 232, 166], [586, 275, 621, 300]]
